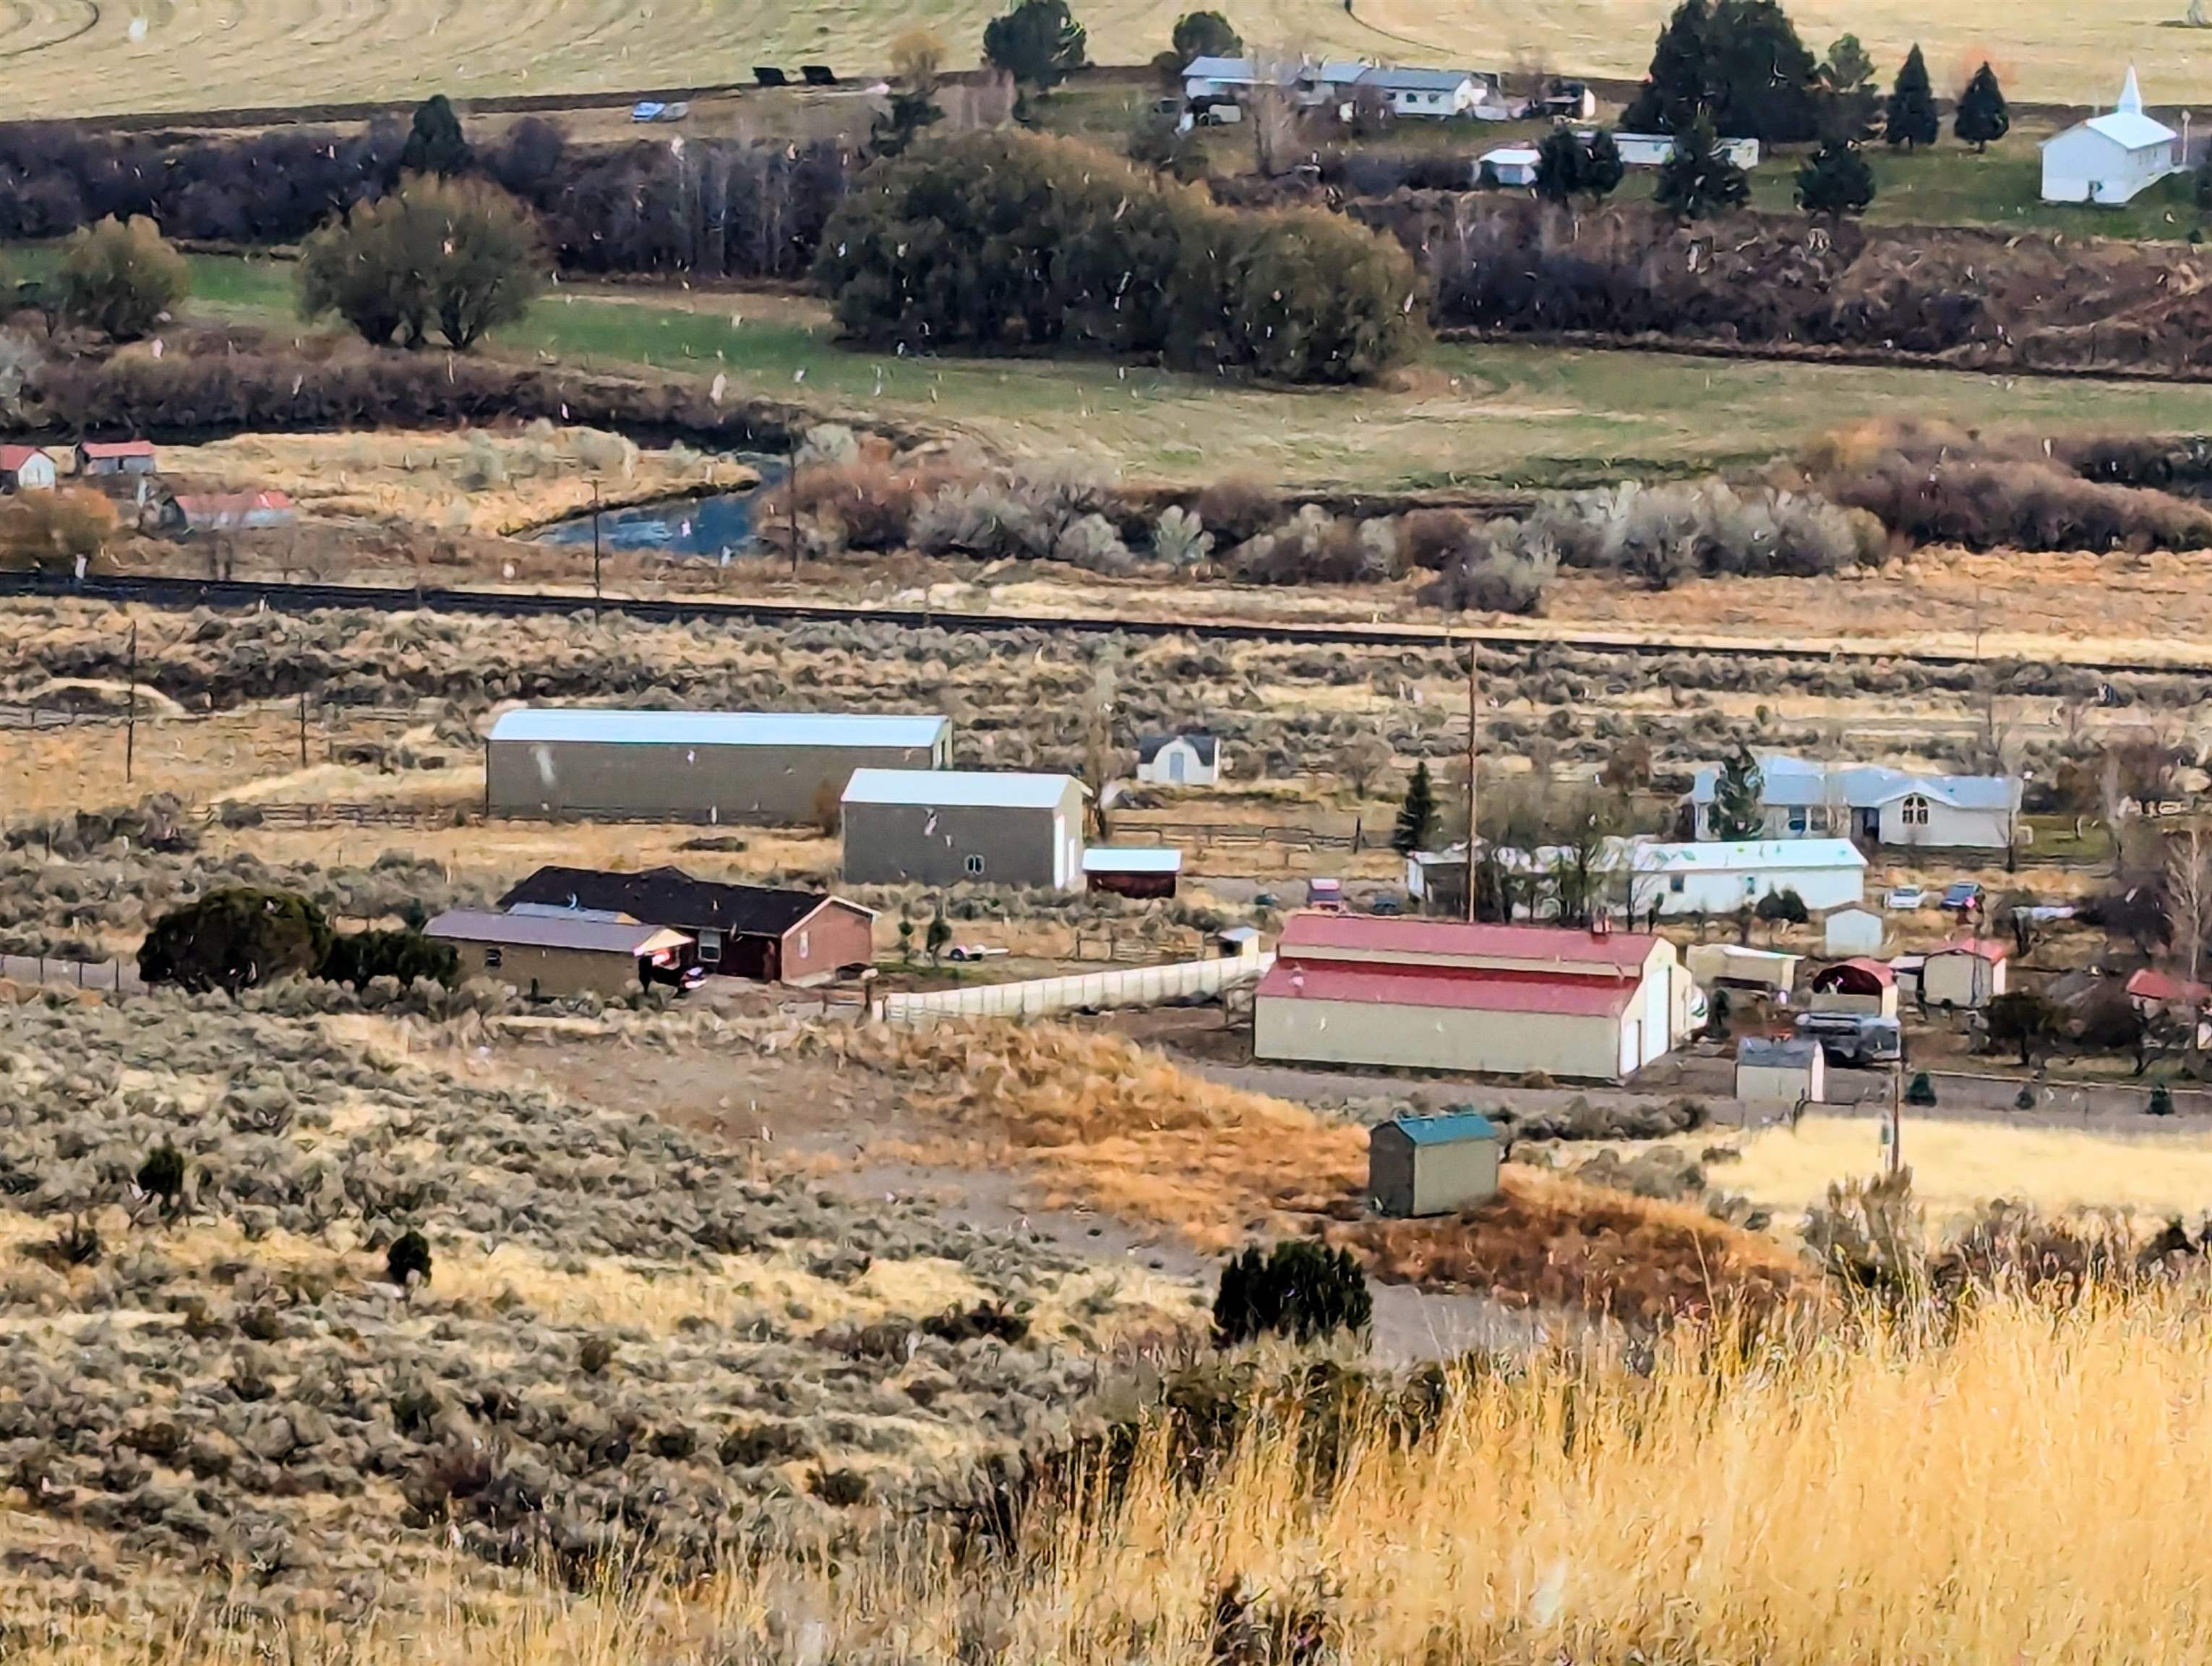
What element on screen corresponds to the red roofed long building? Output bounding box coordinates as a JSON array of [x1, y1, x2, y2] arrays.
[[1254, 914, 1694, 1082]]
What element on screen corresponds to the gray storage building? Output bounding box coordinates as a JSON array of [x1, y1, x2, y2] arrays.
[[1367, 1110, 1502, 1218], [485, 708, 951, 823], [841, 769, 1088, 889]]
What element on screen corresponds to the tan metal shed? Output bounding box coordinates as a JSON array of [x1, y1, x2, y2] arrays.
[[1368, 1111, 1502, 1217], [1735, 1035, 1826, 1105], [1922, 939, 2010, 1010], [425, 908, 691, 999]]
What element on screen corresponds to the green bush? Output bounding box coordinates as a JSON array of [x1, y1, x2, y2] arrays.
[[301, 175, 544, 350], [1214, 1239, 1373, 1347], [2150, 1082, 2177, 1116], [59, 215, 189, 341], [1906, 1071, 1937, 1107], [320, 928, 459, 988], [1188, 206, 1421, 385], [387, 1229, 432, 1288], [138, 887, 335, 994], [817, 130, 1416, 385]]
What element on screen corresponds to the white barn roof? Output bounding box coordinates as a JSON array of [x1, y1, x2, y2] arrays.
[[488, 708, 950, 750], [841, 769, 1082, 809], [1084, 847, 1183, 874]]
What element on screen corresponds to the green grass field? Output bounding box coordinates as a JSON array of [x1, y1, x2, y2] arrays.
[[126, 251, 2212, 490]]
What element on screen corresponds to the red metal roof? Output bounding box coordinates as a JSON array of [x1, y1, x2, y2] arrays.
[[1257, 958, 1637, 1018], [1274, 912, 1658, 970], [0, 445, 48, 470], [2127, 968, 2211, 1005], [80, 440, 155, 458], [1812, 957, 1896, 990], [1933, 937, 2010, 962]]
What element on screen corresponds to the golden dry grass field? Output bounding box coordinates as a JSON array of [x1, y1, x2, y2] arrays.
[[1, 0, 2205, 116]]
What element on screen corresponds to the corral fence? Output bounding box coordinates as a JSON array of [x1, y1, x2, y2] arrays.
[[875, 952, 1274, 1027], [1071, 928, 1206, 963], [0, 954, 140, 997], [211, 801, 473, 829], [1115, 820, 1363, 854]]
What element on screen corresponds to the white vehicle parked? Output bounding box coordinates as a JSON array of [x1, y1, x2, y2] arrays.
[[1885, 887, 1927, 910]]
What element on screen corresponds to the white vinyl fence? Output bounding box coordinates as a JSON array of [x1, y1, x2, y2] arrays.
[[875, 953, 1274, 1027]]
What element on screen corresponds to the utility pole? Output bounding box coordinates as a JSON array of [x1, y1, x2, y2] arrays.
[[787, 430, 802, 578], [1886, 1046, 1905, 1177], [1465, 637, 1479, 924], [123, 621, 137, 783], [591, 479, 603, 602]]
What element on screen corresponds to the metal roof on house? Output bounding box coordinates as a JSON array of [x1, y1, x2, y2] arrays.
[[0, 445, 49, 470], [2083, 109, 2178, 149], [425, 908, 690, 956], [1739, 1036, 1822, 1069], [1083, 847, 1183, 874], [80, 440, 156, 458], [1356, 65, 1476, 91], [1632, 838, 1867, 873], [1277, 913, 1658, 970], [1688, 755, 2020, 812], [488, 708, 951, 750], [1813, 957, 1895, 989], [497, 865, 868, 936], [1136, 732, 1219, 766], [841, 769, 1083, 809], [1375, 1109, 1501, 1146], [2127, 967, 2212, 1005], [1258, 959, 1639, 1018], [1183, 54, 1252, 78]]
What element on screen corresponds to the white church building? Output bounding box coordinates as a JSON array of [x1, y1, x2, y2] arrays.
[[2041, 69, 2184, 205]]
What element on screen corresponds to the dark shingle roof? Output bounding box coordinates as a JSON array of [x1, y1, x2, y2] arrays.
[[497, 865, 851, 938]]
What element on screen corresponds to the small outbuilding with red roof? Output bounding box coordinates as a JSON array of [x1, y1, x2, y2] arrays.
[[0, 445, 55, 492], [1254, 913, 1691, 1082]]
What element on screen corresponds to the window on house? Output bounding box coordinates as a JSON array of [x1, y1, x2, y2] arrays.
[[1668, 876, 1685, 894], [797, 929, 810, 960], [1787, 808, 1808, 833], [698, 928, 721, 964], [1902, 795, 1931, 826], [965, 854, 986, 876], [484, 947, 503, 969]]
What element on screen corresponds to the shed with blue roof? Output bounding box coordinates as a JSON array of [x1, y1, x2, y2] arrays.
[[1368, 1108, 1501, 1218]]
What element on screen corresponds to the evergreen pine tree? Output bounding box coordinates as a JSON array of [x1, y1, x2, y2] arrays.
[[400, 94, 471, 178], [1707, 747, 1767, 840], [1621, 0, 1712, 134], [1885, 46, 1939, 151], [1392, 761, 1439, 855], [1532, 127, 1588, 203], [1954, 61, 2010, 153], [1818, 34, 1880, 141], [1584, 129, 1626, 200], [1705, 0, 1822, 144], [1796, 137, 1876, 217], [1654, 114, 1749, 221]]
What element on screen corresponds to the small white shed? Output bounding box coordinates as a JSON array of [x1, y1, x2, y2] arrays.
[[1135, 732, 1221, 787], [1736, 1035, 1825, 1105], [1482, 146, 1542, 187], [1822, 903, 1886, 957]]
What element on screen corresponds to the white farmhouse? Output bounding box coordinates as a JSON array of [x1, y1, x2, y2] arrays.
[[1352, 65, 1484, 118], [1685, 756, 2022, 852], [2041, 69, 2182, 205], [1134, 731, 1222, 787], [1629, 838, 1866, 918]]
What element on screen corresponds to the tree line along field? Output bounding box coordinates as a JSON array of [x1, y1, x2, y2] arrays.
[[0, 0, 2205, 119], [129, 253, 2212, 492]]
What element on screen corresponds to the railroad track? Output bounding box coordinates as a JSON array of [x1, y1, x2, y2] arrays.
[[6, 571, 2209, 680]]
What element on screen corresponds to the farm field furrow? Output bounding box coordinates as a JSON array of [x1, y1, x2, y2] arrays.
[[0, 0, 2208, 116]]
